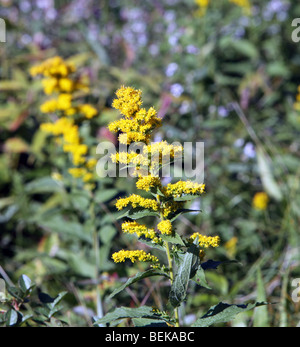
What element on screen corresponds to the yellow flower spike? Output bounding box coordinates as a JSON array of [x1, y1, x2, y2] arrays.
[[115, 194, 159, 211], [189, 233, 220, 249], [164, 181, 206, 198], [112, 250, 159, 264], [121, 221, 161, 244]]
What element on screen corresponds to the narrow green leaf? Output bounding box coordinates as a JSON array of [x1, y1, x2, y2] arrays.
[[253, 267, 269, 327], [169, 209, 201, 222], [25, 177, 63, 194], [174, 195, 200, 202], [192, 302, 268, 327], [132, 318, 169, 327], [257, 148, 283, 201], [109, 270, 169, 299], [117, 208, 160, 220], [93, 306, 165, 326]]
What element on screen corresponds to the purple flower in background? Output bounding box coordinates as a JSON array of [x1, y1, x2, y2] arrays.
[[243, 142, 256, 159], [165, 62, 178, 77], [170, 83, 184, 97]]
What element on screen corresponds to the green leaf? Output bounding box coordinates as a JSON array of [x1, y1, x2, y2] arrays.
[[169, 243, 199, 308], [93, 306, 166, 326], [109, 269, 169, 299], [257, 148, 283, 201], [94, 189, 118, 203], [174, 195, 200, 202], [117, 208, 160, 220], [132, 318, 169, 327], [169, 209, 201, 222], [192, 302, 268, 327], [161, 232, 185, 246], [25, 177, 64, 194], [192, 266, 211, 290], [5, 309, 20, 326], [7, 286, 23, 301], [38, 291, 67, 319], [253, 267, 269, 327], [18, 274, 34, 294], [37, 215, 92, 244]]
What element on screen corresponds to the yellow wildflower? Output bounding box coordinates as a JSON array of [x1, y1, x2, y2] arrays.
[[112, 86, 142, 118], [162, 201, 184, 218], [58, 78, 75, 93], [136, 175, 161, 192], [157, 220, 173, 236], [57, 94, 73, 111], [253, 192, 269, 211], [112, 250, 159, 264], [78, 104, 98, 119], [42, 78, 58, 95], [68, 167, 87, 178], [40, 99, 58, 114], [122, 221, 161, 244], [189, 233, 220, 248], [164, 181, 205, 198], [115, 194, 159, 211]]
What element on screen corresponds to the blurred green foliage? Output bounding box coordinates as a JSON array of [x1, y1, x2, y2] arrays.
[[0, 0, 300, 327]]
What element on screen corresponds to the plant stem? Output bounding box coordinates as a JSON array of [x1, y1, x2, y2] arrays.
[[165, 241, 180, 327], [90, 197, 103, 321], [157, 195, 180, 327]]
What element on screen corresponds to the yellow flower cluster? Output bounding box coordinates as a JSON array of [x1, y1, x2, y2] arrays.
[[189, 233, 220, 249], [115, 194, 159, 211], [161, 201, 184, 218], [163, 181, 206, 198], [195, 0, 251, 15], [112, 250, 159, 264], [31, 56, 97, 119], [157, 220, 173, 236], [122, 221, 162, 244], [31, 56, 99, 184], [136, 175, 162, 192], [252, 192, 269, 211], [109, 86, 161, 145]]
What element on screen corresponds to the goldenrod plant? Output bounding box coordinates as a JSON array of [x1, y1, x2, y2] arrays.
[[30, 56, 108, 322], [93, 87, 267, 327], [30, 56, 98, 187]]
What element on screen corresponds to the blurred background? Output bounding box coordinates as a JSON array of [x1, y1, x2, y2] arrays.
[[0, 0, 300, 327]]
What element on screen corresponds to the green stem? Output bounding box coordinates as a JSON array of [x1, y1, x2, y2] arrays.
[[90, 198, 103, 321], [165, 241, 180, 327], [157, 195, 180, 327]]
